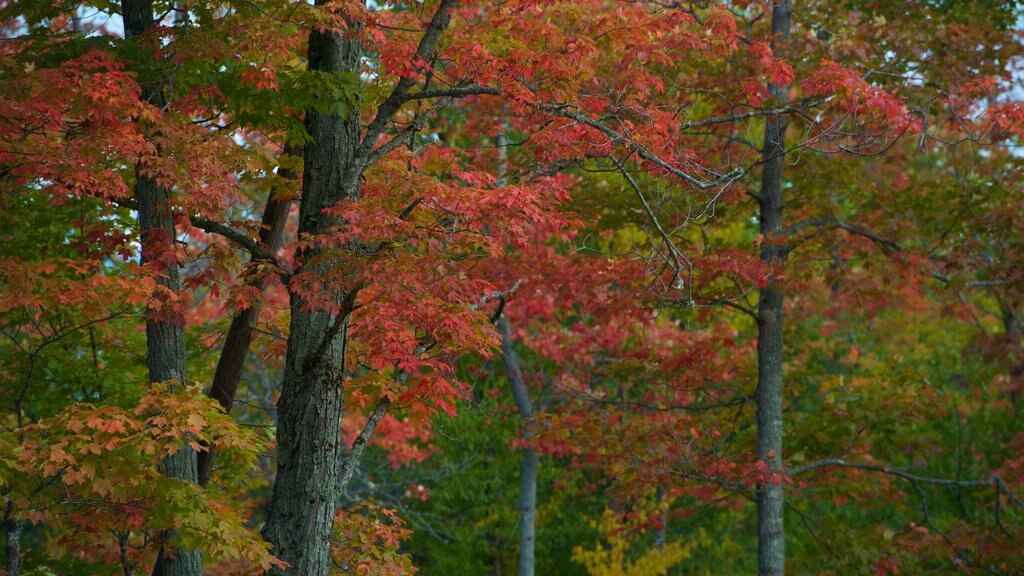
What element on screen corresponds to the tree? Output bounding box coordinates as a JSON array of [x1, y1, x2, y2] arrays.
[[2, 1, 1023, 575], [498, 315, 539, 576]]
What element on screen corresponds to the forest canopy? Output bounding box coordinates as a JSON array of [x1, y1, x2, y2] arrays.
[[1, 1, 1024, 575]]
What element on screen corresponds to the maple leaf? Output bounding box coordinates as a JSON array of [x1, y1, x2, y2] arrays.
[[187, 413, 206, 432]]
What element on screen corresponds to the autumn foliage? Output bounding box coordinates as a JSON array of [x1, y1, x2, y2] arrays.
[[1, 1, 1023, 575]]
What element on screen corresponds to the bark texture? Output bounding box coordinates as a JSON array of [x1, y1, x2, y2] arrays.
[[498, 316, 537, 576], [136, 177, 204, 576], [122, 3, 203, 575], [259, 12, 363, 576], [260, 2, 460, 574], [756, 2, 792, 576]]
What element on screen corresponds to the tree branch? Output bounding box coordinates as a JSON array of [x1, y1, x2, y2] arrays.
[[399, 85, 501, 102], [470, 279, 522, 312], [789, 458, 1024, 511], [112, 192, 287, 268], [498, 315, 534, 419], [336, 280, 520, 492], [679, 99, 829, 131], [930, 273, 1009, 289], [700, 298, 759, 318], [337, 336, 433, 493], [189, 218, 281, 263], [304, 285, 363, 375], [784, 216, 902, 254], [578, 393, 753, 413], [541, 104, 746, 190], [365, 96, 450, 167], [357, 0, 460, 163], [338, 396, 393, 493], [611, 155, 694, 293]]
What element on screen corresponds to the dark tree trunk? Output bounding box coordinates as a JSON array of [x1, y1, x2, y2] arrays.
[[198, 156, 296, 486], [756, 2, 791, 576], [498, 316, 538, 576], [261, 2, 460, 573], [4, 500, 20, 576], [121, 2, 203, 575], [136, 176, 204, 576], [119, 532, 137, 576], [259, 14, 363, 576]]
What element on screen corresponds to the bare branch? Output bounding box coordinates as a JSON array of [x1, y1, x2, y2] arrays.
[[699, 298, 759, 318], [577, 391, 753, 413], [789, 458, 1024, 512], [931, 273, 1009, 289], [679, 99, 829, 131], [541, 104, 745, 190], [611, 155, 693, 294], [784, 216, 901, 254]]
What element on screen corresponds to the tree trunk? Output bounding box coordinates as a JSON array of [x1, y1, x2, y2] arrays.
[[119, 532, 137, 576], [121, 3, 203, 574], [498, 316, 537, 576], [198, 153, 296, 486], [136, 175, 204, 576], [516, 448, 539, 575], [260, 13, 363, 576], [261, 1, 462, 572], [4, 499, 20, 576], [756, 2, 791, 576]]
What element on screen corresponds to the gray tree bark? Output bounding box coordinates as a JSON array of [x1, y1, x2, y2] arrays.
[[498, 316, 537, 576], [121, 2, 203, 575], [259, 13, 363, 576], [261, 2, 461, 573], [756, 2, 792, 576]]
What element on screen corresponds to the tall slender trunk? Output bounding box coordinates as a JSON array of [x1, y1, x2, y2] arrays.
[[498, 316, 537, 576], [260, 11, 363, 575], [198, 153, 296, 486], [136, 176, 203, 576], [756, 2, 791, 576], [122, 3, 202, 575]]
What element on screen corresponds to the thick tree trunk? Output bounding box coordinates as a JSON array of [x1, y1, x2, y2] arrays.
[[261, 1, 461, 572], [121, 3, 203, 575], [198, 156, 295, 486], [756, 2, 791, 576], [260, 15, 363, 576], [498, 316, 537, 576]]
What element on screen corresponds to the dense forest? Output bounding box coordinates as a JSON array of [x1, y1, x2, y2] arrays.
[[2, 1, 1023, 574]]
